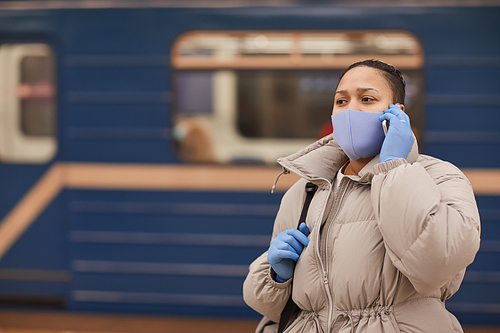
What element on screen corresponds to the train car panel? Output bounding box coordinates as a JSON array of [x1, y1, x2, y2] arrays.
[[67, 188, 281, 317]]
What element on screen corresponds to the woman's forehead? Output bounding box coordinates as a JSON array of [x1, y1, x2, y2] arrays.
[[337, 66, 390, 92]]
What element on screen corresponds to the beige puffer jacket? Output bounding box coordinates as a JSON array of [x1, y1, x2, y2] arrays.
[[243, 136, 481, 333]]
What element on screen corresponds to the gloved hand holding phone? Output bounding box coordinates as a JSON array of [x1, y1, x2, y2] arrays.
[[378, 104, 414, 163], [267, 222, 310, 282]]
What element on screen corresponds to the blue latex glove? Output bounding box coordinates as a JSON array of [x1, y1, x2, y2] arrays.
[[378, 104, 414, 163], [267, 222, 310, 282]]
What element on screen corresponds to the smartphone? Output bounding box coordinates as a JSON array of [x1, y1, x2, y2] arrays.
[[382, 120, 388, 136]]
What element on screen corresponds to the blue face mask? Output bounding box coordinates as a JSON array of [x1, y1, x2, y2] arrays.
[[331, 109, 385, 161]]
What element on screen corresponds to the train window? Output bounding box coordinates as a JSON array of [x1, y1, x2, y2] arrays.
[[172, 31, 423, 164], [0, 43, 57, 164]]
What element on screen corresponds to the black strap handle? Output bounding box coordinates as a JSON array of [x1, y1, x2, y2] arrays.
[[298, 182, 318, 229], [277, 182, 318, 333]]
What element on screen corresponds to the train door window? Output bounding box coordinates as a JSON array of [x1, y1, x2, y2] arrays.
[[172, 31, 423, 164], [0, 43, 57, 164]]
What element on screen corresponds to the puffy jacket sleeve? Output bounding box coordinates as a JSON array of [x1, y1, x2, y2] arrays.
[[371, 157, 481, 294], [243, 178, 307, 322]]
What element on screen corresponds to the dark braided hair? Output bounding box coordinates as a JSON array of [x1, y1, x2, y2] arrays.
[[339, 59, 406, 105]]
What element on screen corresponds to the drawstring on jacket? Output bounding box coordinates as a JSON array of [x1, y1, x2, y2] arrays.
[[271, 168, 290, 193], [331, 305, 393, 333], [331, 312, 355, 333]]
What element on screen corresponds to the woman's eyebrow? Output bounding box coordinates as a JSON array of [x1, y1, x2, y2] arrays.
[[357, 87, 379, 93], [335, 88, 379, 95]]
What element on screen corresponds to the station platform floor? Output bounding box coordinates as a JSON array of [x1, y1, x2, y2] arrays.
[[0, 310, 499, 333]]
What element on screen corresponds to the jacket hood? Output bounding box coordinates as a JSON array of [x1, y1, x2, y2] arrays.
[[277, 134, 419, 186]]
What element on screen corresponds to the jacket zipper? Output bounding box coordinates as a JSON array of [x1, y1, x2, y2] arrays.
[[321, 179, 350, 333]]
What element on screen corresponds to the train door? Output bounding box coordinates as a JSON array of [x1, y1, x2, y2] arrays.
[[0, 42, 66, 306]]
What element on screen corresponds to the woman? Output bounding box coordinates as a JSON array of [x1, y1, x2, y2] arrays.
[[243, 59, 481, 333]]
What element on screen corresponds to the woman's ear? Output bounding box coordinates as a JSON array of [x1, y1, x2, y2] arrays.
[[394, 103, 405, 112]]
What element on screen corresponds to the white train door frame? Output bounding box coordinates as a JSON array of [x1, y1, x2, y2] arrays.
[[0, 43, 57, 164]]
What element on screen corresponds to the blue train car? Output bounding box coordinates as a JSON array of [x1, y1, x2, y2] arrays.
[[0, 0, 499, 327]]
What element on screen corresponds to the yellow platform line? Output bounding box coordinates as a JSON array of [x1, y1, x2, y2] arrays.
[[0, 162, 498, 260]]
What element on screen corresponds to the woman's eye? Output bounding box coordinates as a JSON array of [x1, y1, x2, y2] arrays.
[[362, 97, 375, 102], [336, 99, 347, 105]]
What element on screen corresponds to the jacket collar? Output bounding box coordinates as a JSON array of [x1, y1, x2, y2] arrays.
[[278, 134, 419, 186]]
